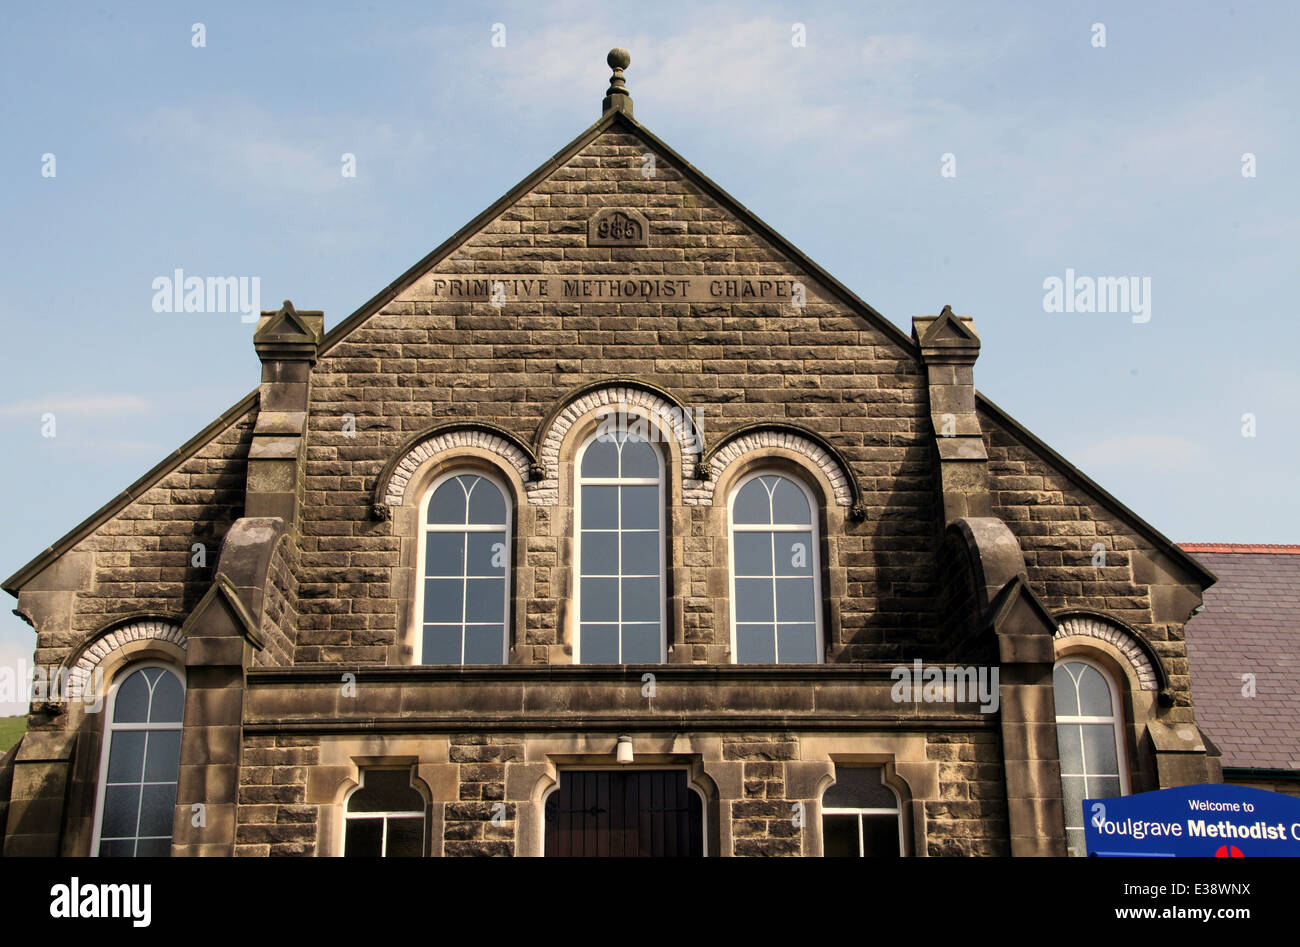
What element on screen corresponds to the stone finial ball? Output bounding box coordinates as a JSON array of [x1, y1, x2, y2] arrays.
[[607, 48, 630, 70]]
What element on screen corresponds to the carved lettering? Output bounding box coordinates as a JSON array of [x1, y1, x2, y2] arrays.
[[417, 275, 813, 303]]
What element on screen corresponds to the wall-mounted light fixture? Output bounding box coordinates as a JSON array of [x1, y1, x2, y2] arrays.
[[616, 735, 634, 764]]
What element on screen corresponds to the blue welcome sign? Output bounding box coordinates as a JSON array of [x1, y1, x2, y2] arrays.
[[1084, 784, 1300, 857]]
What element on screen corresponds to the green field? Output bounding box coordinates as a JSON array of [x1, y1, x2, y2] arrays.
[[0, 715, 27, 754]]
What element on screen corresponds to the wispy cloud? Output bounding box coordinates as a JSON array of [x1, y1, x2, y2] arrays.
[[405, 13, 982, 149], [137, 103, 436, 199], [0, 395, 151, 418], [1075, 433, 1208, 469]]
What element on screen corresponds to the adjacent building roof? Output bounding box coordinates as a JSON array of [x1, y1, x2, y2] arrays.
[[1181, 543, 1300, 772]]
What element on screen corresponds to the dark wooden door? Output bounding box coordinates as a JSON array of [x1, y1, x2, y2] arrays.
[[544, 770, 703, 856]]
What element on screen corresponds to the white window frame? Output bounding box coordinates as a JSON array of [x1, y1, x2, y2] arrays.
[[821, 767, 905, 857], [414, 468, 512, 665], [89, 661, 185, 858], [341, 768, 428, 857], [1054, 655, 1131, 855], [727, 469, 825, 664], [573, 425, 667, 664]]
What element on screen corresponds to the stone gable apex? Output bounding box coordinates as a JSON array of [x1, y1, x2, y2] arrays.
[[3, 100, 1211, 602], [316, 108, 920, 360]]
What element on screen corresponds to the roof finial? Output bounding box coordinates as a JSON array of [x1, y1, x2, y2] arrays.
[[602, 47, 632, 117]]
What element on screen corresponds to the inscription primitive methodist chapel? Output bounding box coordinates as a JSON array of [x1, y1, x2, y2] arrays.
[[1, 51, 1222, 858]]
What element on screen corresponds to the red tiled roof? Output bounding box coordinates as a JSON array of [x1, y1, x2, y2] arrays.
[[1180, 546, 1300, 772], [1180, 543, 1300, 555]]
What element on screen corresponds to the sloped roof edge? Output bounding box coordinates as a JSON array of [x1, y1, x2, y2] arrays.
[[1180, 543, 1300, 554], [316, 109, 919, 358], [5, 107, 918, 600], [976, 391, 1217, 589], [3, 390, 260, 597]]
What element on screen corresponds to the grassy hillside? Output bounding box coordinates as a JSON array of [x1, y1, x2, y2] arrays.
[[0, 715, 27, 754]]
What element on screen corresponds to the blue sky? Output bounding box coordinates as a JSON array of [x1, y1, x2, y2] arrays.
[[1, 1, 1296, 709]]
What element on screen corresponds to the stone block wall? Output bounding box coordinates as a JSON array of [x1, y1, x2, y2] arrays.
[[230, 725, 998, 857], [983, 412, 1203, 719], [443, 734, 522, 855], [725, 733, 804, 855], [296, 127, 943, 666], [234, 734, 319, 856], [17, 406, 254, 672], [254, 532, 298, 667], [924, 731, 1009, 856]]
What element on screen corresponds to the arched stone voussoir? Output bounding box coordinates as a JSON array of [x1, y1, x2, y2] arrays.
[[64, 618, 187, 701], [531, 381, 704, 506], [376, 423, 536, 512], [1054, 611, 1164, 694], [697, 423, 857, 508]]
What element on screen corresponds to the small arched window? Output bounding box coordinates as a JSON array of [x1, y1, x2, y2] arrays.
[[729, 472, 823, 663], [418, 471, 511, 664], [1054, 657, 1130, 856], [821, 765, 903, 857], [93, 663, 185, 856], [575, 426, 665, 663], [343, 768, 427, 857]]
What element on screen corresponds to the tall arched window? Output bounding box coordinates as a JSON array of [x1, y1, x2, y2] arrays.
[[729, 472, 823, 664], [418, 471, 511, 664], [575, 426, 665, 663], [1054, 657, 1129, 856], [92, 663, 185, 856]]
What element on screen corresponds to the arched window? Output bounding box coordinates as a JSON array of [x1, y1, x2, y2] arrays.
[[343, 768, 427, 857], [418, 471, 511, 664], [729, 472, 823, 663], [1054, 657, 1130, 856], [92, 663, 185, 856], [575, 426, 665, 663], [821, 765, 903, 857]]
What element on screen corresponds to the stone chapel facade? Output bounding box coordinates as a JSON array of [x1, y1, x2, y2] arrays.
[[0, 51, 1221, 857]]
